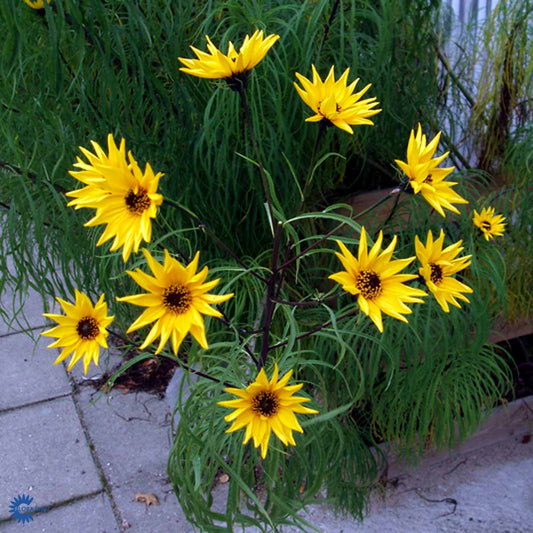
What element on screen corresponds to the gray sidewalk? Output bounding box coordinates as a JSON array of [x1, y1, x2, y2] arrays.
[[1, 284, 533, 532], [0, 285, 193, 532]]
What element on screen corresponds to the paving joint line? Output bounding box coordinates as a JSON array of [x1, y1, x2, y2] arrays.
[[0, 323, 48, 338], [0, 488, 106, 525], [64, 362, 125, 532], [0, 392, 73, 416]]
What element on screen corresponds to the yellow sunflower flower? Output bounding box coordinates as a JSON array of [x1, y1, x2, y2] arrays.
[[66, 135, 130, 209], [395, 124, 468, 217], [66, 134, 164, 262], [41, 290, 114, 375], [473, 207, 506, 241], [178, 30, 279, 85], [329, 227, 426, 332], [24, 0, 51, 9], [218, 364, 318, 459], [415, 230, 473, 313], [117, 249, 233, 355], [293, 65, 381, 134]]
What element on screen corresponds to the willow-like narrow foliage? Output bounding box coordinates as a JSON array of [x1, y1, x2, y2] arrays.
[[466, 0, 533, 175], [0, 1, 523, 531]]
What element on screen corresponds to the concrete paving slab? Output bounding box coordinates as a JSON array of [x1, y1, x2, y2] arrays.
[[0, 232, 61, 336], [0, 492, 118, 533], [281, 434, 533, 533], [0, 333, 71, 410], [75, 388, 192, 531], [451, 396, 533, 456], [76, 389, 173, 486], [0, 261, 53, 336], [164, 365, 197, 429], [0, 397, 103, 520], [0, 287, 47, 336]]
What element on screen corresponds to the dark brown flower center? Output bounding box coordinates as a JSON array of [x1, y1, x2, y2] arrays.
[[429, 263, 443, 285], [356, 270, 382, 300], [252, 391, 279, 417], [76, 316, 99, 340], [481, 221, 492, 231], [163, 283, 192, 314], [316, 100, 342, 115], [125, 188, 151, 215], [423, 174, 433, 184]]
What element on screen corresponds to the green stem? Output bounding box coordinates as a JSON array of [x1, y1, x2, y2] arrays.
[[215, 306, 260, 367], [279, 189, 397, 271], [0, 158, 67, 194], [164, 197, 268, 284], [434, 39, 477, 109], [273, 238, 293, 301], [354, 188, 399, 220], [268, 309, 355, 352], [425, 115, 471, 170], [379, 190, 401, 229], [297, 121, 328, 214], [106, 329, 231, 387], [271, 294, 338, 308], [316, 0, 342, 63], [258, 221, 283, 369], [165, 356, 232, 388], [238, 87, 276, 231]]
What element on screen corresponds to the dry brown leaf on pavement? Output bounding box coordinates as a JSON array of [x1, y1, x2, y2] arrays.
[[135, 492, 160, 507]]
